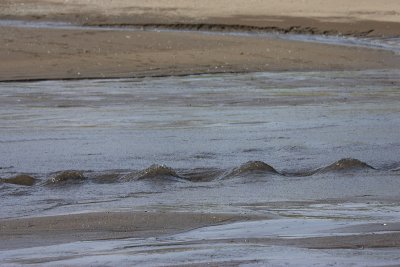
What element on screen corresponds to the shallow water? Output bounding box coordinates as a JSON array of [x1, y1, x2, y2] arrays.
[[1, 69, 400, 265], [1, 69, 400, 216]]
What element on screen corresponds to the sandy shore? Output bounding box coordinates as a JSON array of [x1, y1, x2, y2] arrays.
[[0, 0, 400, 81]]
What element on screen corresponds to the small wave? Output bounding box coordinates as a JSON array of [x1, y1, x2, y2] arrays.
[[314, 158, 375, 174], [46, 171, 86, 185], [224, 161, 280, 179], [0, 158, 385, 188], [0, 175, 36, 186], [123, 164, 183, 181]]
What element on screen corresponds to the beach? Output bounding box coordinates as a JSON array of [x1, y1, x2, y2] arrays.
[[0, 0, 400, 81], [1, 1, 400, 266]]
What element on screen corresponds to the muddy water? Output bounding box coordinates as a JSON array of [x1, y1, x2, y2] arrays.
[[1, 70, 400, 265]]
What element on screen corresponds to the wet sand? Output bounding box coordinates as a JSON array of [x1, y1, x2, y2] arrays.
[[0, 211, 263, 250], [1, 211, 399, 250], [2, 209, 400, 265]]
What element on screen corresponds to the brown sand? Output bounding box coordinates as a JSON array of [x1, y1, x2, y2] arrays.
[[0, 0, 400, 81], [1, 0, 400, 36], [0, 211, 262, 250], [1, 26, 399, 82]]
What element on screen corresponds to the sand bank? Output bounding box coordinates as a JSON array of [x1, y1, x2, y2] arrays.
[[1, 25, 399, 82], [0, 0, 399, 81]]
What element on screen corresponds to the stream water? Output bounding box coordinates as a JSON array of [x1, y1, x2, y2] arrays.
[[1, 68, 400, 267]]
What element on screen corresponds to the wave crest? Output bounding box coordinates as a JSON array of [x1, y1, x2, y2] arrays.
[[227, 161, 279, 178], [315, 158, 375, 173], [124, 164, 182, 181]]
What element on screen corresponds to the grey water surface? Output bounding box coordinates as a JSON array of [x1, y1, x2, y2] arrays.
[[1, 69, 400, 215]]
